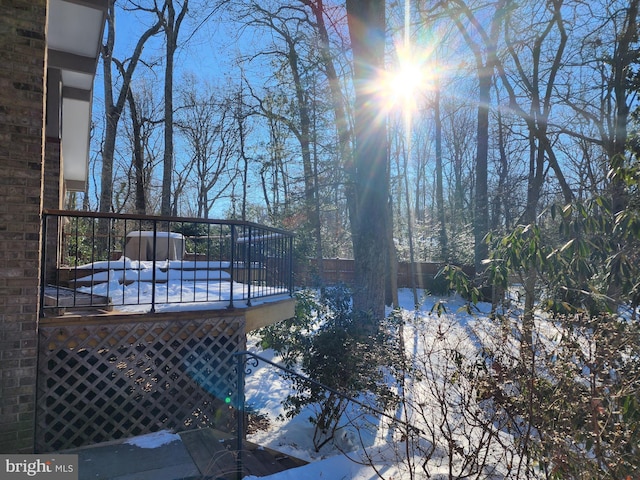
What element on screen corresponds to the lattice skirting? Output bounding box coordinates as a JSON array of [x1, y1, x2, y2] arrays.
[[36, 314, 246, 452]]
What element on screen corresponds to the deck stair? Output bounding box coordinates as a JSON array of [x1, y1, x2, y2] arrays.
[[57, 262, 230, 288], [56, 260, 263, 288], [43, 285, 112, 315]]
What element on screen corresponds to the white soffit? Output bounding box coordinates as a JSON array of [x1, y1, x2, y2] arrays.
[[62, 98, 91, 186], [48, 0, 105, 59], [48, 0, 107, 192]]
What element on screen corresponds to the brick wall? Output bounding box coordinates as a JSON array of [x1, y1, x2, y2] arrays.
[[43, 137, 62, 284], [0, 1, 48, 453]]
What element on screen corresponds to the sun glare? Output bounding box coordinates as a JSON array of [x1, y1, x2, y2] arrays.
[[392, 59, 425, 108], [368, 0, 436, 122], [379, 50, 429, 115]]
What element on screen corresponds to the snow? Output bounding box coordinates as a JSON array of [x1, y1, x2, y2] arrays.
[[71, 270, 519, 478], [243, 453, 386, 480], [124, 430, 181, 449], [240, 289, 506, 480], [103, 286, 501, 479], [73, 259, 231, 270], [73, 257, 288, 313]]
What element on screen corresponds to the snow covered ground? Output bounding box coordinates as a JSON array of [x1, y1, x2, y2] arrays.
[[78, 283, 635, 479], [74, 273, 520, 478], [241, 289, 510, 480]]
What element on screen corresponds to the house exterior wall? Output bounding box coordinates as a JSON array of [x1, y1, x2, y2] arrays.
[[0, 1, 48, 453], [43, 137, 63, 284]]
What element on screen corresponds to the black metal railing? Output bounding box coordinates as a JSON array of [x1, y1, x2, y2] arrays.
[[41, 210, 294, 315]]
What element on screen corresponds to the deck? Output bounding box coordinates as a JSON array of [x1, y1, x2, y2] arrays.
[[38, 210, 297, 455], [42, 209, 294, 316]]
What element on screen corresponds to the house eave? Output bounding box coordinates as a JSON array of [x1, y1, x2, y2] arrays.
[[47, 0, 107, 193]]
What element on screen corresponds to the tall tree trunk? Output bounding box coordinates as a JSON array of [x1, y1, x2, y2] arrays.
[[236, 85, 249, 222], [606, 0, 638, 304], [98, 1, 161, 254], [99, 1, 161, 215], [305, 0, 355, 263], [403, 138, 419, 307], [160, 0, 188, 217], [162, 28, 175, 216], [386, 163, 399, 308], [474, 70, 490, 274], [434, 85, 447, 260], [126, 86, 146, 214], [609, 0, 638, 214], [285, 35, 322, 266], [345, 0, 389, 325], [311, 96, 324, 275], [493, 109, 509, 230], [447, 0, 506, 275], [521, 133, 545, 362]]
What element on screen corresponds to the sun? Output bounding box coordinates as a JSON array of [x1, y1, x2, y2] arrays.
[[379, 48, 430, 115], [390, 60, 425, 108]]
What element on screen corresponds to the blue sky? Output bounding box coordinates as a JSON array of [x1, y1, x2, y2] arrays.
[[90, 2, 274, 216]]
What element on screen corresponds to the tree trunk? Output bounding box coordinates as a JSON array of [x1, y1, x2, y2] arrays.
[[346, 0, 389, 325], [99, 0, 117, 215], [474, 70, 490, 274], [236, 86, 249, 222], [609, 0, 638, 215], [100, 1, 161, 215], [286, 35, 322, 267], [98, 1, 161, 251], [306, 0, 354, 273], [160, 0, 188, 217], [434, 86, 447, 261], [493, 109, 510, 230], [126, 86, 146, 214], [446, 0, 506, 275]]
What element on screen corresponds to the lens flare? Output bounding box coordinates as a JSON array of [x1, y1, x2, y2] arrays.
[[380, 50, 427, 114]]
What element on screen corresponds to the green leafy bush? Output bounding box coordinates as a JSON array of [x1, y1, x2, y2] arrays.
[[259, 285, 400, 451]]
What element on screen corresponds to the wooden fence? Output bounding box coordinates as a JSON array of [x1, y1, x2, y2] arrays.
[[295, 258, 474, 291], [36, 311, 245, 452]]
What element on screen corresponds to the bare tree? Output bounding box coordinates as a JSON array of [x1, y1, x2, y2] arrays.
[[441, 99, 476, 259], [236, 0, 327, 262], [256, 90, 294, 222], [122, 78, 163, 214], [557, 0, 640, 213], [437, 0, 507, 273], [158, 0, 189, 216], [99, 0, 162, 214], [177, 80, 239, 218]]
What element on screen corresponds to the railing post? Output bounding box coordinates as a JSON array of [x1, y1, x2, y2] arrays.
[[39, 213, 48, 317], [228, 225, 235, 309], [289, 235, 294, 295], [235, 352, 245, 480], [246, 226, 252, 306], [150, 221, 157, 313]]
